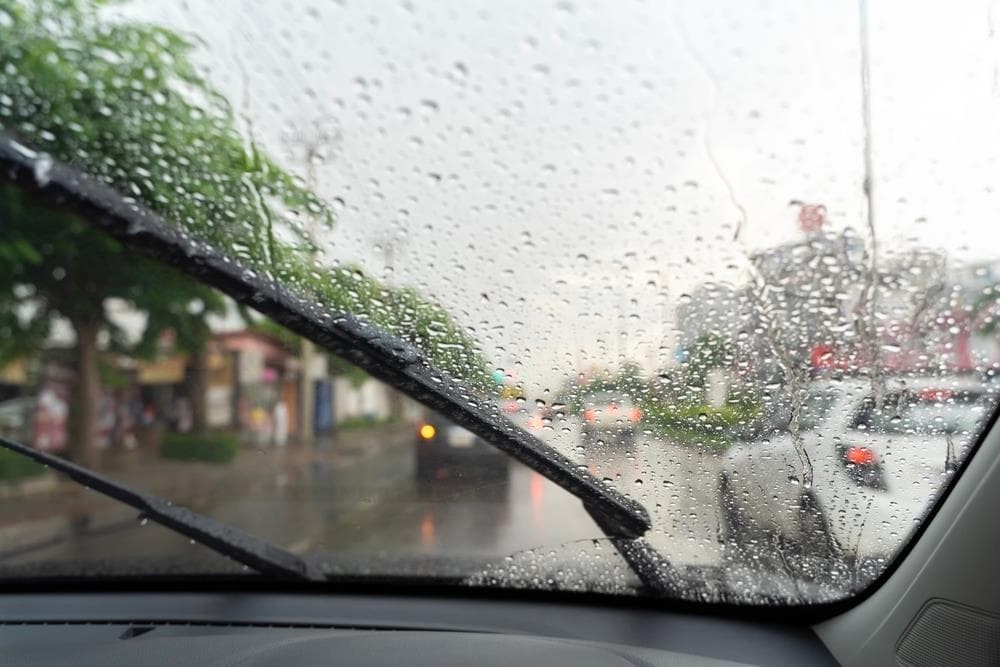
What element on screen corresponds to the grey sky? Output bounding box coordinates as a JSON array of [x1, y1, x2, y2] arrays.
[[123, 0, 1000, 393]]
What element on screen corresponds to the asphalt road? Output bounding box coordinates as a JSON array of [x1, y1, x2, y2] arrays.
[[0, 419, 726, 579]]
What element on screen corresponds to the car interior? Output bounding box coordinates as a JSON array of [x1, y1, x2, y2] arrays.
[[0, 382, 995, 665], [2, 1, 999, 665], [1, 133, 998, 666]]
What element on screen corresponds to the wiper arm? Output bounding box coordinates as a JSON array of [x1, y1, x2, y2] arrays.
[[0, 436, 321, 580], [0, 137, 668, 586]]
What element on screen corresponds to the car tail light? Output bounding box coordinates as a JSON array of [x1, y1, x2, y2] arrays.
[[628, 408, 642, 423], [840, 444, 884, 488], [419, 423, 437, 440], [845, 446, 875, 465], [583, 409, 597, 422]]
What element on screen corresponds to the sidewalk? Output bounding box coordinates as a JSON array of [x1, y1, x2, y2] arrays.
[[0, 422, 416, 552]]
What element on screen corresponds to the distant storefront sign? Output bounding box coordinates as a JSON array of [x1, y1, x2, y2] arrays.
[[137, 355, 186, 384], [797, 203, 826, 233]]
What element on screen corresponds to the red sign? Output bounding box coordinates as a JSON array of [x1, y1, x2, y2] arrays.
[[798, 204, 827, 233], [810, 344, 834, 369]]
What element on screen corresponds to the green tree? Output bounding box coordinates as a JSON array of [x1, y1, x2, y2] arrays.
[[974, 285, 1000, 335], [682, 332, 732, 393], [0, 186, 218, 465], [0, 0, 332, 263], [0, 0, 487, 463], [134, 264, 229, 435]]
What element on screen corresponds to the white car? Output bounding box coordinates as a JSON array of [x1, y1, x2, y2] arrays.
[[718, 375, 996, 576], [580, 391, 642, 446]]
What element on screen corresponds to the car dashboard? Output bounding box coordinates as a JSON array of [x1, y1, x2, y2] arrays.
[[0, 591, 836, 666]]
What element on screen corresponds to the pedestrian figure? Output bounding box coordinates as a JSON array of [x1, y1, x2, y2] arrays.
[[273, 401, 288, 447]]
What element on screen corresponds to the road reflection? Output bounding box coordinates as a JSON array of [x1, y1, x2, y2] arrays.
[[0, 424, 726, 580]]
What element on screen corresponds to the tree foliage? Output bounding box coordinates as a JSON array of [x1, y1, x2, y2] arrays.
[[0, 0, 331, 259], [0, 182, 203, 364], [682, 332, 732, 391], [0, 0, 486, 386]]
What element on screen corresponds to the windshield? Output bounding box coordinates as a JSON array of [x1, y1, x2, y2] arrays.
[[2, 0, 1000, 606]]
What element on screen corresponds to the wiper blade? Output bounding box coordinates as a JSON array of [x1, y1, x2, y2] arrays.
[[0, 137, 652, 557], [0, 436, 321, 581]]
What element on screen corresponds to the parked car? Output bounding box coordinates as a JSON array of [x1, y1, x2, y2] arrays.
[[414, 411, 510, 485], [719, 375, 996, 574], [580, 392, 642, 446]]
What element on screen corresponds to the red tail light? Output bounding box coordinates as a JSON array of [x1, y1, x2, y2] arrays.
[[629, 408, 642, 423], [840, 444, 884, 488], [845, 446, 876, 465], [583, 409, 597, 422]]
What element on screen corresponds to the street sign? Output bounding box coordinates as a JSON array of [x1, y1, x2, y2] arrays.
[[798, 203, 827, 233]]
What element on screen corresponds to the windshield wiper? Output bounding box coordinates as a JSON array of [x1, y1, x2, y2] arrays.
[[0, 136, 675, 591], [0, 435, 321, 580]]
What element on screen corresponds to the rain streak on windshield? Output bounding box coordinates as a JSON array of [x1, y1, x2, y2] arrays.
[[1, 0, 1000, 605]]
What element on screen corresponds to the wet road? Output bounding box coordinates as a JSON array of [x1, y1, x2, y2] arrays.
[[0, 420, 726, 577]]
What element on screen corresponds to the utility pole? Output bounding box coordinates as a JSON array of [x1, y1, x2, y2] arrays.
[[658, 268, 671, 372], [288, 116, 341, 445], [857, 0, 883, 401], [381, 235, 404, 420]]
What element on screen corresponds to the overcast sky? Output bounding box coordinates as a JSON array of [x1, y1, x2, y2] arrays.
[[121, 0, 1000, 393]]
